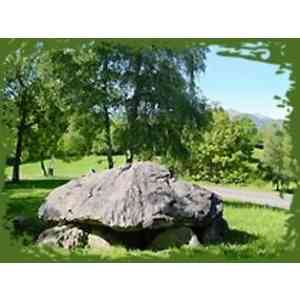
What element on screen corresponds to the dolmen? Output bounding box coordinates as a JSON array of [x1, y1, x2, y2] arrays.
[[37, 162, 229, 250]]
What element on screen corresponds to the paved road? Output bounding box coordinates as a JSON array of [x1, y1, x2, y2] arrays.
[[202, 185, 293, 210]]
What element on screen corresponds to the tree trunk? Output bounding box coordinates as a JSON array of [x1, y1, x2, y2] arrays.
[[275, 179, 280, 192], [40, 159, 48, 177], [101, 59, 114, 170], [12, 124, 24, 183], [125, 53, 143, 164], [125, 98, 137, 164], [126, 149, 134, 164], [103, 105, 114, 169], [12, 70, 29, 183]]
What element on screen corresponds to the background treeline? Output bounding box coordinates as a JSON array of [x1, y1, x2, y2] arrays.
[[0, 41, 298, 192]]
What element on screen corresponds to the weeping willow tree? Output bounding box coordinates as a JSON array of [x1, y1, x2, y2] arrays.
[[52, 41, 211, 167], [114, 43, 211, 163]]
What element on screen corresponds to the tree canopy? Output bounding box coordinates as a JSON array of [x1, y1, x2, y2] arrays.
[[187, 108, 258, 184], [50, 41, 211, 167], [2, 41, 211, 180], [1, 44, 69, 181]]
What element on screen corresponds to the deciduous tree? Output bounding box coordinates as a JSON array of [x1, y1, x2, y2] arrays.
[[2, 44, 67, 181], [188, 108, 258, 184]]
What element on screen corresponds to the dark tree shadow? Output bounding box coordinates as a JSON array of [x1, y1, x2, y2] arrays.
[[224, 200, 286, 212], [224, 228, 258, 245], [4, 179, 69, 190], [1, 180, 65, 245], [2, 194, 47, 244]]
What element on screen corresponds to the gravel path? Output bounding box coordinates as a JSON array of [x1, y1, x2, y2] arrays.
[[202, 185, 293, 210]]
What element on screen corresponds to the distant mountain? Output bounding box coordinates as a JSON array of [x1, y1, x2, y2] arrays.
[[227, 109, 283, 129]]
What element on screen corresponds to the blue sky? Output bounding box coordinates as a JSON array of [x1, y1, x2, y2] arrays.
[[198, 47, 291, 120]]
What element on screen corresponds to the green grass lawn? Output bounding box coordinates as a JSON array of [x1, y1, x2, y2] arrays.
[[6, 154, 275, 192], [1, 178, 292, 261], [2, 155, 294, 261], [5, 155, 126, 180], [195, 179, 274, 193]]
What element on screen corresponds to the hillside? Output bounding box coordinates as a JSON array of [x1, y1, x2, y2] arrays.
[[227, 109, 283, 129]]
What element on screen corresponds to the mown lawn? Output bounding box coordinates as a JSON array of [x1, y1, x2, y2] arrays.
[[5, 155, 126, 180], [196, 179, 274, 193], [5, 154, 276, 193], [1, 178, 292, 262]]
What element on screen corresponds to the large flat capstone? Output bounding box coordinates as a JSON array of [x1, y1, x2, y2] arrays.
[[38, 162, 224, 232]]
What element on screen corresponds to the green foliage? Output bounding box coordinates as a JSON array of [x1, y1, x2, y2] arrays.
[[1, 43, 69, 180], [56, 115, 123, 161], [115, 45, 210, 162], [56, 116, 91, 161], [5, 40, 295, 190], [50, 42, 211, 166], [261, 126, 299, 192], [188, 109, 258, 184], [52, 42, 135, 168]]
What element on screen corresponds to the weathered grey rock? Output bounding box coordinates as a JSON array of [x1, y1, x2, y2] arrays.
[[87, 233, 112, 250], [148, 227, 200, 250], [38, 162, 224, 231], [169, 180, 223, 227], [189, 234, 201, 248], [37, 225, 88, 250]]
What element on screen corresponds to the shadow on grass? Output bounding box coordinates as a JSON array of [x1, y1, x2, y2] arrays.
[[224, 200, 287, 212], [1, 180, 60, 245], [3, 194, 47, 244], [225, 228, 258, 245], [4, 179, 69, 190]]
